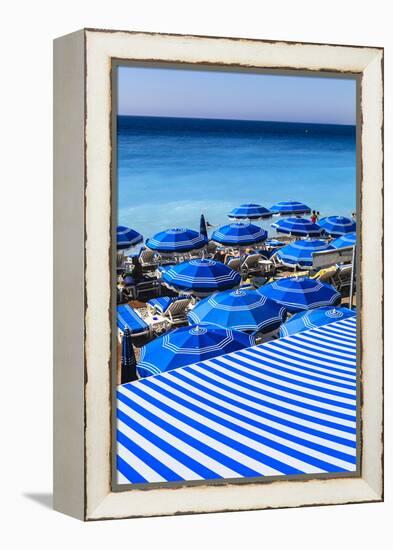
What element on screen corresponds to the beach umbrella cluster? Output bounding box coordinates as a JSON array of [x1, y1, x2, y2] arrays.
[[146, 227, 207, 253], [116, 225, 143, 250], [331, 232, 356, 249], [212, 222, 268, 246], [270, 200, 311, 215], [318, 216, 356, 237], [257, 276, 341, 313], [162, 259, 241, 295], [271, 217, 323, 237], [280, 306, 356, 337], [137, 324, 255, 377], [188, 288, 287, 334], [228, 203, 272, 220], [274, 239, 334, 269]]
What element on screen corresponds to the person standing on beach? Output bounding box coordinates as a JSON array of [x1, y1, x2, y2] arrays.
[[311, 210, 318, 223]]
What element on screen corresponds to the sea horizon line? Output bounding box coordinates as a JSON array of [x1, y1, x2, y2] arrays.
[[117, 113, 356, 127]]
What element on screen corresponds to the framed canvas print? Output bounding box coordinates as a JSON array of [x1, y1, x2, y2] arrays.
[[53, 29, 384, 521]]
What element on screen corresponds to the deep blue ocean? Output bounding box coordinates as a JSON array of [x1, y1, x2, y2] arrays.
[[117, 115, 356, 240]]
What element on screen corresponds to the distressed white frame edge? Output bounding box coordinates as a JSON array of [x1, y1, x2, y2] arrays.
[[54, 29, 383, 521]]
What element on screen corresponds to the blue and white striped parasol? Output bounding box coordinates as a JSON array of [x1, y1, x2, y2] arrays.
[[318, 216, 356, 237], [117, 316, 357, 484], [271, 217, 323, 237], [137, 324, 255, 377], [269, 200, 311, 215], [146, 228, 207, 253], [117, 225, 143, 250], [228, 204, 272, 220], [211, 223, 268, 246], [275, 239, 334, 268], [257, 276, 341, 313], [188, 288, 287, 334], [162, 259, 241, 294], [280, 306, 356, 337], [330, 232, 356, 249]]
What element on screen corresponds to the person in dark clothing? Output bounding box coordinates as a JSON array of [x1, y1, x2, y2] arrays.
[[129, 255, 144, 282]]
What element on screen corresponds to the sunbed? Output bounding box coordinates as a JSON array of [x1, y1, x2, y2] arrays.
[[117, 304, 150, 340], [145, 296, 192, 328]]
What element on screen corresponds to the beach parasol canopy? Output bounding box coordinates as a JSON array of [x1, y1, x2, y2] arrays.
[[117, 225, 143, 250], [211, 222, 268, 246], [318, 216, 356, 237], [228, 203, 272, 220], [146, 228, 207, 253], [269, 200, 311, 215], [274, 239, 334, 269], [280, 306, 356, 337], [121, 328, 137, 383], [137, 324, 255, 377], [162, 259, 241, 295], [330, 232, 356, 249], [188, 288, 287, 334], [257, 276, 341, 313], [271, 217, 323, 237], [199, 214, 208, 238]]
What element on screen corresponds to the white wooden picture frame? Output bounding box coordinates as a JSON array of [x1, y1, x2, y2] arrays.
[[53, 28, 383, 521]]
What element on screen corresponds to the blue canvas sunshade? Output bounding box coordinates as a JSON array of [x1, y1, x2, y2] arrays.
[[188, 288, 287, 334], [275, 239, 334, 269], [116, 316, 357, 484], [271, 217, 323, 237], [137, 324, 255, 378], [117, 304, 149, 334], [318, 216, 356, 237], [117, 225, 143, 250], [331, 232, 356, 249], [146, 228, 207, 253], [257, 276, 341, 313], [212, 223, 268, 246], [162, 259, 241, 294], [270, 200, 311, 215], [228, 204, 272, 220], [280, 306, 356, 337]]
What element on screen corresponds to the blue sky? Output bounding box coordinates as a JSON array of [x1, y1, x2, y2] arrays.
[[118, 66, 356, 125]]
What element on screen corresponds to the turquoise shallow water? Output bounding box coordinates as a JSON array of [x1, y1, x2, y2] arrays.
[[117, 116, 356, 240]]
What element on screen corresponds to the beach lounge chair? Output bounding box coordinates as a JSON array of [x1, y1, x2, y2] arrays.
[[117, 304, 151, 341], [311, 265, 338, 283], [134, 276, 161, 299], [156, 253, 177, 266], [241, 253, 264, 276], [139, 248, 159, 272], [145, 296, 192, 328], [226, 257, 242, 271], [330, 264, 354, 292]]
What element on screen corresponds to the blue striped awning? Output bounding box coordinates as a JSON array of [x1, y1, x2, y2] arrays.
[[116, 316, 357, 484]]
